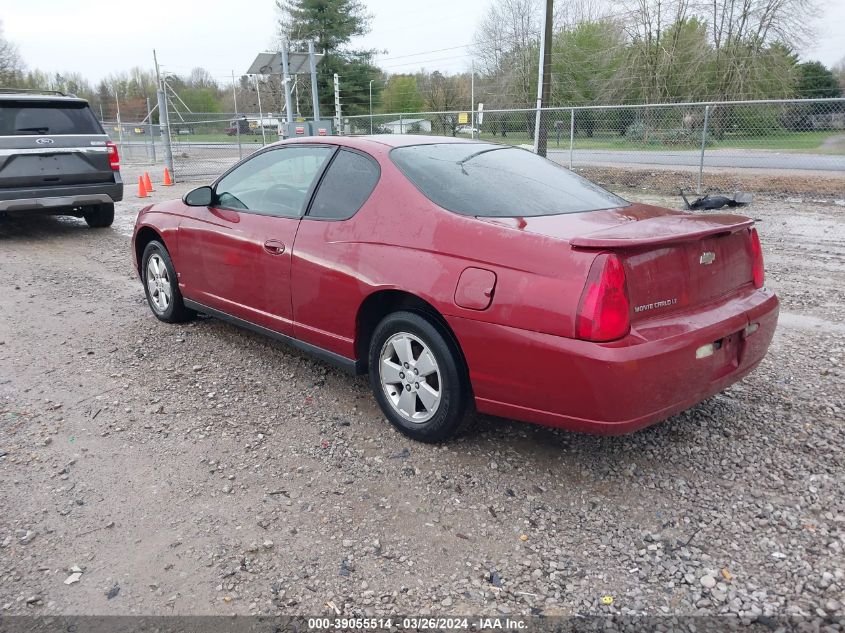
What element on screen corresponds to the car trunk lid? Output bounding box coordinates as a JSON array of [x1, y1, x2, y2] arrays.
[[570, 210, 756, 319], [478, 204, 757, 319]]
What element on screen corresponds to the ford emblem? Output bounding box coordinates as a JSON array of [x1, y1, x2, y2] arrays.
[[35, 137, 55, 145]]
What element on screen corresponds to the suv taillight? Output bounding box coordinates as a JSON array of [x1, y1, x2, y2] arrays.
[[106, 141, 120, 170], [750, 227, 764, 289], [575, 253, 631, 342]]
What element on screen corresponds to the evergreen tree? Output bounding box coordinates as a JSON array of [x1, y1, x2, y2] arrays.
[[276, 0, 381, 116], [796, 61, 841, 98]]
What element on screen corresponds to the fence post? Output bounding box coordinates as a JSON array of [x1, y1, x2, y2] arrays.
[[697, 105, 710, 195], [569, 109, 575, 169], [156, 89, 174, 179], [236, 119, 243, 160], [146, 98, 156, 164], [115, 95, 124, 162], [400, 113, 404, 135], [333, 73, 342, 135]]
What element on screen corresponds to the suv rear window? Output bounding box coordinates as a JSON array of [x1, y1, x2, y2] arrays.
[[390, 143, 627, 217], [0, 100, 103, 135]]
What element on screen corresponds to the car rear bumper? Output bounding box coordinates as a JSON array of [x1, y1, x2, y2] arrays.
[[0, 180, 124, 212], [450, 287, 779, 435]]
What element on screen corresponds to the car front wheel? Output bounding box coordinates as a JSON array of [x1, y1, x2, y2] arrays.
[[368, 311, 470, 443], [141, 241, 194, 323], [83, 203, 114, 228]]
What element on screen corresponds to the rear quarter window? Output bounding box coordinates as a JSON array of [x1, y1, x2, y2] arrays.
[[308, 149, 380, 220], [390, 143, 627, 217], [0, 100, 103, 135]]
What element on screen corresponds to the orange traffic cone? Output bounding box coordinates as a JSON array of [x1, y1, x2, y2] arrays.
[[162, 168, 173, 186], [143, 171, 154, 192], [137, 176, 148, 198]]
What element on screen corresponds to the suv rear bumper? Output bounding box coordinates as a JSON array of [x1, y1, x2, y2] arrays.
[[0, 180, 123, 213]]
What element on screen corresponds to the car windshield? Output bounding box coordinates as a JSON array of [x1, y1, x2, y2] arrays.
[[0, 100, 103, 135], [390, 143, 627, 217]]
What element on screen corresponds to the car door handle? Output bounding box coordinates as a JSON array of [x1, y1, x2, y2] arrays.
[[263, 240, 286, 255]]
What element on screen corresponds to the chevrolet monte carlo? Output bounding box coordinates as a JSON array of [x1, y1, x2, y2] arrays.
[[132, 135, 778, 442]]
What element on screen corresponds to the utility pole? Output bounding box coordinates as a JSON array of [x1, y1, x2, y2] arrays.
[[231, 71, 239, 114], [154, 49, 174, 176], [281, 43, 295, 129], [231, 70, 242, 159], [153, 49, 161, 88], [334, 73, 342, 134], [534, 0, 554, 156], [254, 75, 267, 145], [307, 40, 320, 121]]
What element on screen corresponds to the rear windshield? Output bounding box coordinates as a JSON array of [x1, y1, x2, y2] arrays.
[[390, 143, 627, 217], [0, 100, 103, 135]]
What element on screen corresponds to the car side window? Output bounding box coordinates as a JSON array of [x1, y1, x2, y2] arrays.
[[308, 149, 380, 220], [214, 146, 334, 218]]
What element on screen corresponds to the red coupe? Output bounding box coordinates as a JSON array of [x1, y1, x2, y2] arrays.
[[132, 136, 778, 442]]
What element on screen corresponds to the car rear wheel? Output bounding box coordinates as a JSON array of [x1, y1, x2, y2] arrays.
[[368, 311, 470, 443], [83, 203, 114, 228], [141, 241, 195, 323]]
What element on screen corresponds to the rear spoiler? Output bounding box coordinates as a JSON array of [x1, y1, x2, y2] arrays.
[[570, 213, 754, 249]]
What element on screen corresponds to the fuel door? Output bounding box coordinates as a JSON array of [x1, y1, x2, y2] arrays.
[[455, 267, 497, 310]]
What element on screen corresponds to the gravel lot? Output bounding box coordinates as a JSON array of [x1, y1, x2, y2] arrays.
[[0, 165, 843, 619]]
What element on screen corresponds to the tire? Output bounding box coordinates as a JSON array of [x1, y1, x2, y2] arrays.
[[368, 311, 470, 443], [141, 240, 195, 323], [83, 203, 114, 228]]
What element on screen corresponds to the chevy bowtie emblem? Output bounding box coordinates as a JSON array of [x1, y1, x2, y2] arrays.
[[700, 251, 716, 265], [35, 137, 55, 145]]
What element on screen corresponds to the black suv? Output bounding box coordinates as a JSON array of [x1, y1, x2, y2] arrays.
[[0, 90, 123, 228]]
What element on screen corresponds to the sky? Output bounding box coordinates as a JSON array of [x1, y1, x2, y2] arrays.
[[2, 0, 843, 85]]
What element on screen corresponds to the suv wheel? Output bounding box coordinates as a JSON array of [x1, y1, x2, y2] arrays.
[[368, 311, 470, 443], [83, 203, 114, 228], [141, 241, 195, 323]]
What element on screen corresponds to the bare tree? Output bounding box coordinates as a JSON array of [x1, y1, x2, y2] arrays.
[[188, 67, 218, 90], [555, 0, 608, 30], [834, 56, 845, 96], [420, 71, 470, 135], [623, 0, 711, 104], [0, 21, 24, 86], [703, 0, 816, 100], [473, 0, 541, 108]]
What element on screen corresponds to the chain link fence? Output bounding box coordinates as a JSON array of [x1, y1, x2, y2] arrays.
[[102, 120, 160, 166], [166, 113, 274, 179], [343, 98, 845, 198], [136, 100, 844, 198], [102, 112, 279, 177]]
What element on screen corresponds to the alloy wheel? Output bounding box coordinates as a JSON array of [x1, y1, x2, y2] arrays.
[[379, 331, 443, 424], [146, 254, 172, 314]]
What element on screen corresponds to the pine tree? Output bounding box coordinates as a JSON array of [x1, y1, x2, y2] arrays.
[[276, 0, 381, 116]]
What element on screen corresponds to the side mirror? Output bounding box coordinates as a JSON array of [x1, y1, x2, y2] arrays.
[[183, 186, 214, 207]]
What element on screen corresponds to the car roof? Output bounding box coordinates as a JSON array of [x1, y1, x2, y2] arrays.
[[279, 134, 485, 152], [0, 93, 89, 104], [352, 134, 479, 148]]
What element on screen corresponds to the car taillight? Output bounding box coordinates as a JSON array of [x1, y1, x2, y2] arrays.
[[106, 141, 120, 170], [750, 227, 764, 289], [575, 253, 631, 342]]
